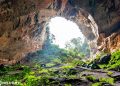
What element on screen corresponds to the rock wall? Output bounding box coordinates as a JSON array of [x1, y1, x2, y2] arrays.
[[0, 0, 120, 64], [0, 0, 48, 64], [66, 0, 120, 52]]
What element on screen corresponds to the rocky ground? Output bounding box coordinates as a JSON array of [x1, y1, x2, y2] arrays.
[[0, 62, 120, 86]]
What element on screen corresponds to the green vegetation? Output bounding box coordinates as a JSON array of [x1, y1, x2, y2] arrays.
[[0, 50, 119, 86], [0, 26, 120, 86], [107, 71, 113, 76], [90, 50, 120, 71], [87, 76, 114, 85], [65, 84, 72, 86], [92, 82, 102, 86], [86, 75, 97, 82], [99, 77, 114, 85], [107, 50, 120, 71], [65, 38, 90, 58]]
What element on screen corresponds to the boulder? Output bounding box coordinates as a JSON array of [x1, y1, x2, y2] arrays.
[[99, 54, 111, 64]]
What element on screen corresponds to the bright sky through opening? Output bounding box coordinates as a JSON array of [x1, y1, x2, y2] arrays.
[[49, 17, 85, 48]]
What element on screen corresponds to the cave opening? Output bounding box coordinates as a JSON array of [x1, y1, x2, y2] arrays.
[[48, 16, 85, 48], [25, 16, 91, 65], [36, 16, 91, 63], [1, 0, 120, 85]]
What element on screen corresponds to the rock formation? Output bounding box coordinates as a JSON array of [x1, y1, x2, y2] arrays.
[[0, 0, 120, 64]]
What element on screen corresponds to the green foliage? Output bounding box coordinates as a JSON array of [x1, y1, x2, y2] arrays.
[[46, 62, 56, 67], [22, 66, 31, 74], [92, 82, 102, 86], [0, 64, 21, 73], [107, 71, 113, 76], [24, 75, 50, 86], [86, 75, 97, 82], [65, 83, 72, 86], [52, 58, 62, 64], [99, 77, 114, 85], [1, 74, 22, 82], [107, 50, 120, 71], [24, 75, 38, 86], [28, 27, 90, 68], [87, 76, 114, 85], [0, 65, 30, 82], [0, 65, 31, 86], [38, 76, 50, 85], [61, 64, 74, 70], [71, 58, 84, 66], [98, 64, 108, 69], [91, 50, 120, 71], [39, 69, 49, 74], [65, 38, 90, 57], [60, 64, 75, 75]]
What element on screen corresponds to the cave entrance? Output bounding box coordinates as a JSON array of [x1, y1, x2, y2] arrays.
[[42, 16, 90, 59], [48, 16, 85, 48]]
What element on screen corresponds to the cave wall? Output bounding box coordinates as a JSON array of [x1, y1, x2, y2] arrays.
[[0, 0, 49, 64], [65, 0, 120, 52], [0, 0, 120, 64]]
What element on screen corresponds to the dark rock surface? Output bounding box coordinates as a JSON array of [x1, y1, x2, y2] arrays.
[[99, 54, 111, 64]]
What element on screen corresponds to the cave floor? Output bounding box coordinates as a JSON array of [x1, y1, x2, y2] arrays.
[[0, 63, 120, 86]]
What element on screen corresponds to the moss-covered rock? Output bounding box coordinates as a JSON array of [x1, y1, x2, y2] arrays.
[[107, 50, 120, 71]]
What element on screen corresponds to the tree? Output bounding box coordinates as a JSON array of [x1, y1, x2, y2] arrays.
[[37, 25, 64, 62], [65, 37, 90, 58]]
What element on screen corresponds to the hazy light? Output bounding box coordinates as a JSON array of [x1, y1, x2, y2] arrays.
[[49, 17, 85, 48]]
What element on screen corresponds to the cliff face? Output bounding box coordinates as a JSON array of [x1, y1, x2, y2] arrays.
[[0, 0, 120, 64]]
